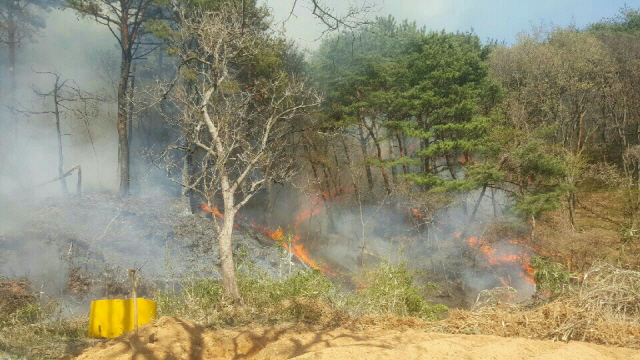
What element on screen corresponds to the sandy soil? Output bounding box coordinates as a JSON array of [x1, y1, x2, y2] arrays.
[[73, 316, 640, 360]]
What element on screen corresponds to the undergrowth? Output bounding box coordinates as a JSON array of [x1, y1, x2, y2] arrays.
[[0, 262, 448, 358], [0, 300, 90, 359], [155, 262, 448, 327], [348, 262, 448, 320], [531, 256, 575, 297]]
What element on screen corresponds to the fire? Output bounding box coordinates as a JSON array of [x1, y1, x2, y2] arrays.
[[286, 194, 337, 275], [239, 192, 338, 275], [201, 203, 239, 229], [412, 208, 424, 219], [462, 236, 536, 286], [201, 203, 223, 218], [267, 227, 285, 242]]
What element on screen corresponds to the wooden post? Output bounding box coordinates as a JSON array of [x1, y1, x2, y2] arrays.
[[128, 269, 138, 334]]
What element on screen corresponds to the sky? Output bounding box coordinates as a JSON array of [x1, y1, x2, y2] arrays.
[[264, 0, 640, 50]]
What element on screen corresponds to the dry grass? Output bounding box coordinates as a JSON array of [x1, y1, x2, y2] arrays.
[[0, 317, 93, 359], [0, 278, 93, 359], [533, 191, 640, 272], [427, 262, 640, 349]]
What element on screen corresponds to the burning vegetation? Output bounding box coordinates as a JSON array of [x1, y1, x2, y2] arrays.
[[4, 1, 640, 358]]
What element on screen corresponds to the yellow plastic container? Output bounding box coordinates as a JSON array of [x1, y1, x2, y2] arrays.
[[88, 298, 157, 338]]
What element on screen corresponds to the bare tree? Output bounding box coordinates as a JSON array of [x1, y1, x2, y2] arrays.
[[285, 0, 377, 37], [161, 7, 319, 301], [11, 71, 102, 195]]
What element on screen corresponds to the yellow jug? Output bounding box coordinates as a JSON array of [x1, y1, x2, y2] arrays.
[[88, 298, 157, 338]]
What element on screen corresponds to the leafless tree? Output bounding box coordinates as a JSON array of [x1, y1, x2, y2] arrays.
[[160, 6, 319, 301], [285, 0, 377, 37], [11, 70, 103, 194]]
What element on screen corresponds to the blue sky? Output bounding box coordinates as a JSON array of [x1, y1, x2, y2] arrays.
[[265, 0, 640, 49]]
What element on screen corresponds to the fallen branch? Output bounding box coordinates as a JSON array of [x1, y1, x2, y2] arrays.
[[10, 165, 82, 196]]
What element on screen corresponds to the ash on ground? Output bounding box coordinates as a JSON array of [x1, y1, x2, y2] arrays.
[[0, 192, 300, 312]]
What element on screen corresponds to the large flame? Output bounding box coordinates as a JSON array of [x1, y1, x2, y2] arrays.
[[202, 192, 337, 275], [257, 193, 336, 275]]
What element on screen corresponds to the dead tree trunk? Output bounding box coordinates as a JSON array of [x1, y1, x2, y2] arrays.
[[128, 61, 137, 149], [340, 134, 360, 198], [53, 77, 68, 195]]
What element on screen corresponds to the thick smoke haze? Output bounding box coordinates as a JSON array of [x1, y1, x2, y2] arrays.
[[1, 9, 123, 198]]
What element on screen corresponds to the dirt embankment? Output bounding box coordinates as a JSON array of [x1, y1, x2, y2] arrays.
[[73, 316, 640, 360]]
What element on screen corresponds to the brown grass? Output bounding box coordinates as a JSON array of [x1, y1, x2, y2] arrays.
[[534, 191, 640, 272], [427, 262, 640, 349]]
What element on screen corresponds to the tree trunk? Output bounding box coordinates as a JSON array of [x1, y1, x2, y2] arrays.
[[128, 61, 137, 148], [181, 148, 196, 214], [219, 184, 240, 302], [358, 125, 374, 191], [576, 108, 586, 154], [53, 79, 68, 194], [117, 57, 132, 196], [469, 185, 487, 225], [6, 1, 16, 101], [363, 121, 391, 194], [388, 139, 397, 182], [340, 135, 360, 198], [396, 130, 407, 174]]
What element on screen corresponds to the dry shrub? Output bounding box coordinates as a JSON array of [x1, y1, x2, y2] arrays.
[[428, 262, 640, 348], [579, 262, 640, 318], [471, 286, 517, 310]]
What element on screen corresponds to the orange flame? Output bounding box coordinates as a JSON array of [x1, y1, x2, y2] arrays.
[[288, 194, 336, 275], [267, 227, 285, 242], [201, 204, 223, 218], [248, 192, 338, 275], [201, 204, 239, 229], [463, 236, 535, 285]]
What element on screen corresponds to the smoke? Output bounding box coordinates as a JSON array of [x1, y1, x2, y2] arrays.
[[258, 185, 535, 305], [0, 7, 536, 311], [0, 8, 181, 305]]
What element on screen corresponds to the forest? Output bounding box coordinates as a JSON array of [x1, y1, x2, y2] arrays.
[[1, 1, 640, 359]]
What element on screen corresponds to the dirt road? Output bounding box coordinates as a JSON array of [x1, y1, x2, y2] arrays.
[[74, 316, 640, 360]]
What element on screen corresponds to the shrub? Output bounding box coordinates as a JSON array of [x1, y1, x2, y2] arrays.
[[348, 262, 448, 320], [531, 256, 574, 297], [154, 269, 340, 326]]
